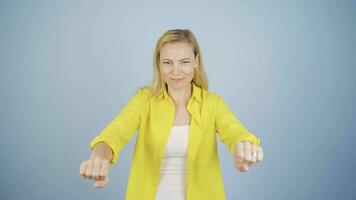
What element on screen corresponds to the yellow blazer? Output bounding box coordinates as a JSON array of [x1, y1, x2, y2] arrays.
[[89, 82, 261, 200]]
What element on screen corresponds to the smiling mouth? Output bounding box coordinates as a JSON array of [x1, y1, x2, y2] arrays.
[[171, 77, 185, 81]]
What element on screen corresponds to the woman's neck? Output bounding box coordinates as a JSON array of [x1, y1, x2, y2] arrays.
[[167, 83, 192, 105]]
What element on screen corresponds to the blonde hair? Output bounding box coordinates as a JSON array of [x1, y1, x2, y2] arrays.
[[138, 29, 209, 97]]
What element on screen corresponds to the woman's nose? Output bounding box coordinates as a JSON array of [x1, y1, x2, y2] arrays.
[[172, 64, 182, 73]]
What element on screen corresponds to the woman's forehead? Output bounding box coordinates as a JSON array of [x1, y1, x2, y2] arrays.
[[160, 42, 195, 60]]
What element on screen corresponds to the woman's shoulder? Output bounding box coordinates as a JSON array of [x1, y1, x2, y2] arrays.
[[134, 86, 154, 100], [203, 89, 221, 103], [133, 85, 222, 103]]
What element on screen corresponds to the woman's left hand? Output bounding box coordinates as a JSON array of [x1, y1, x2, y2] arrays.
[[233, 141, 263, 172]]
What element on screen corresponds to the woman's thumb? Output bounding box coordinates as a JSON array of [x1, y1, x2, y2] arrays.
[[94, 176, 109, 188]]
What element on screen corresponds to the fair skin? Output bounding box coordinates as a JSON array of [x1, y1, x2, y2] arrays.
[[79, 142, 112, 188], [79, 41, 263, 188]]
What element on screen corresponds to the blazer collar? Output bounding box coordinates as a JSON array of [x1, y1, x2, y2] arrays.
[[157, 82, 202, 103]]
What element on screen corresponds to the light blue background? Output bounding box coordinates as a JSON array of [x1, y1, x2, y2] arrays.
[[1, 0, 355, 199]]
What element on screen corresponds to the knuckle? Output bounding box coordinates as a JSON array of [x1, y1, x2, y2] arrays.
[[85, 170, 92, 178], [235, 155, 244, 161], [100, 172, 108, 178], [92, 172, 98, 178]]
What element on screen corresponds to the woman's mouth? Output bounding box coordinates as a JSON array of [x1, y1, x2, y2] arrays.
[[171, 77, 185, 82]]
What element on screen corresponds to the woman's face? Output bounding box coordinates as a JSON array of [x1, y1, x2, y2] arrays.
[[159, 42, 198, 90]]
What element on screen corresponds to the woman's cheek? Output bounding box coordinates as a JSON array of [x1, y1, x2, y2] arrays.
[[185, 68, 195, 78]]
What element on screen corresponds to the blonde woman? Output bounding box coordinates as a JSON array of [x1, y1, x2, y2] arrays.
[[79, 29, 264, 200]]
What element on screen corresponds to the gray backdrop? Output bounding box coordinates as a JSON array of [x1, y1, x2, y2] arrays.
[[1, 0, 355, 199]]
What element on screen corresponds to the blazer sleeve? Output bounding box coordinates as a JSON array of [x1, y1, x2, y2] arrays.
[[89, 89, 144, 164], [214, 94, 261, 156]]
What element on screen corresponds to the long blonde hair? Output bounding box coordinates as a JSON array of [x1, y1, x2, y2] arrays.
[[138, 29, 209, 97]]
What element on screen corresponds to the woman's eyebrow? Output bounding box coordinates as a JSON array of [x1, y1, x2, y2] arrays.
[[162, 58, 192, 61]]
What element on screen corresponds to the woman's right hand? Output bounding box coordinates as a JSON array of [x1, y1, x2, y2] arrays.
[[79, 157, 111, 188]]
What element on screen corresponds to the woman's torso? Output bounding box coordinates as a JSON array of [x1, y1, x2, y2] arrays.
[[155, 125, 190, 200], [155, 101, 191, 200]]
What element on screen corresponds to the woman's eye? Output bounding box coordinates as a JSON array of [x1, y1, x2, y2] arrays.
[[163, 62, 170, 64]]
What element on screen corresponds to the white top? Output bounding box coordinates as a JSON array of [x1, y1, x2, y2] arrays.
[[155, 125, 189, 200]]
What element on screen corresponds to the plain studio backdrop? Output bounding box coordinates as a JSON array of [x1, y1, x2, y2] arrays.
[[0, 0, 355, 199]]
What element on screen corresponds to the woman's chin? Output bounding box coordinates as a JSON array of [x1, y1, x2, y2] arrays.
[[169, 81, 189, 88]]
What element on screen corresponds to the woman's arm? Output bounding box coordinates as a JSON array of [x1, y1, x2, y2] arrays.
[[214, 93, 263, 172], [89, 88, 146, 164], [214, 94, 261, 156]]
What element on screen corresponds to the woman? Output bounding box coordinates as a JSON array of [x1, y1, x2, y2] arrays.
[[79, 29, 264, 200]]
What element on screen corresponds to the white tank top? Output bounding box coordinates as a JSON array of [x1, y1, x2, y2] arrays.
[[155, 125, 189, 200]]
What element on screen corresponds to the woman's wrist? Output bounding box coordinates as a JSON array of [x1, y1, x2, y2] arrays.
[[90, 142, 113, 162]]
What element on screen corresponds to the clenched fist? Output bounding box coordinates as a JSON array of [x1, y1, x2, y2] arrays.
[[79, 157, 111, 188], [233, 141, 263, 172]]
